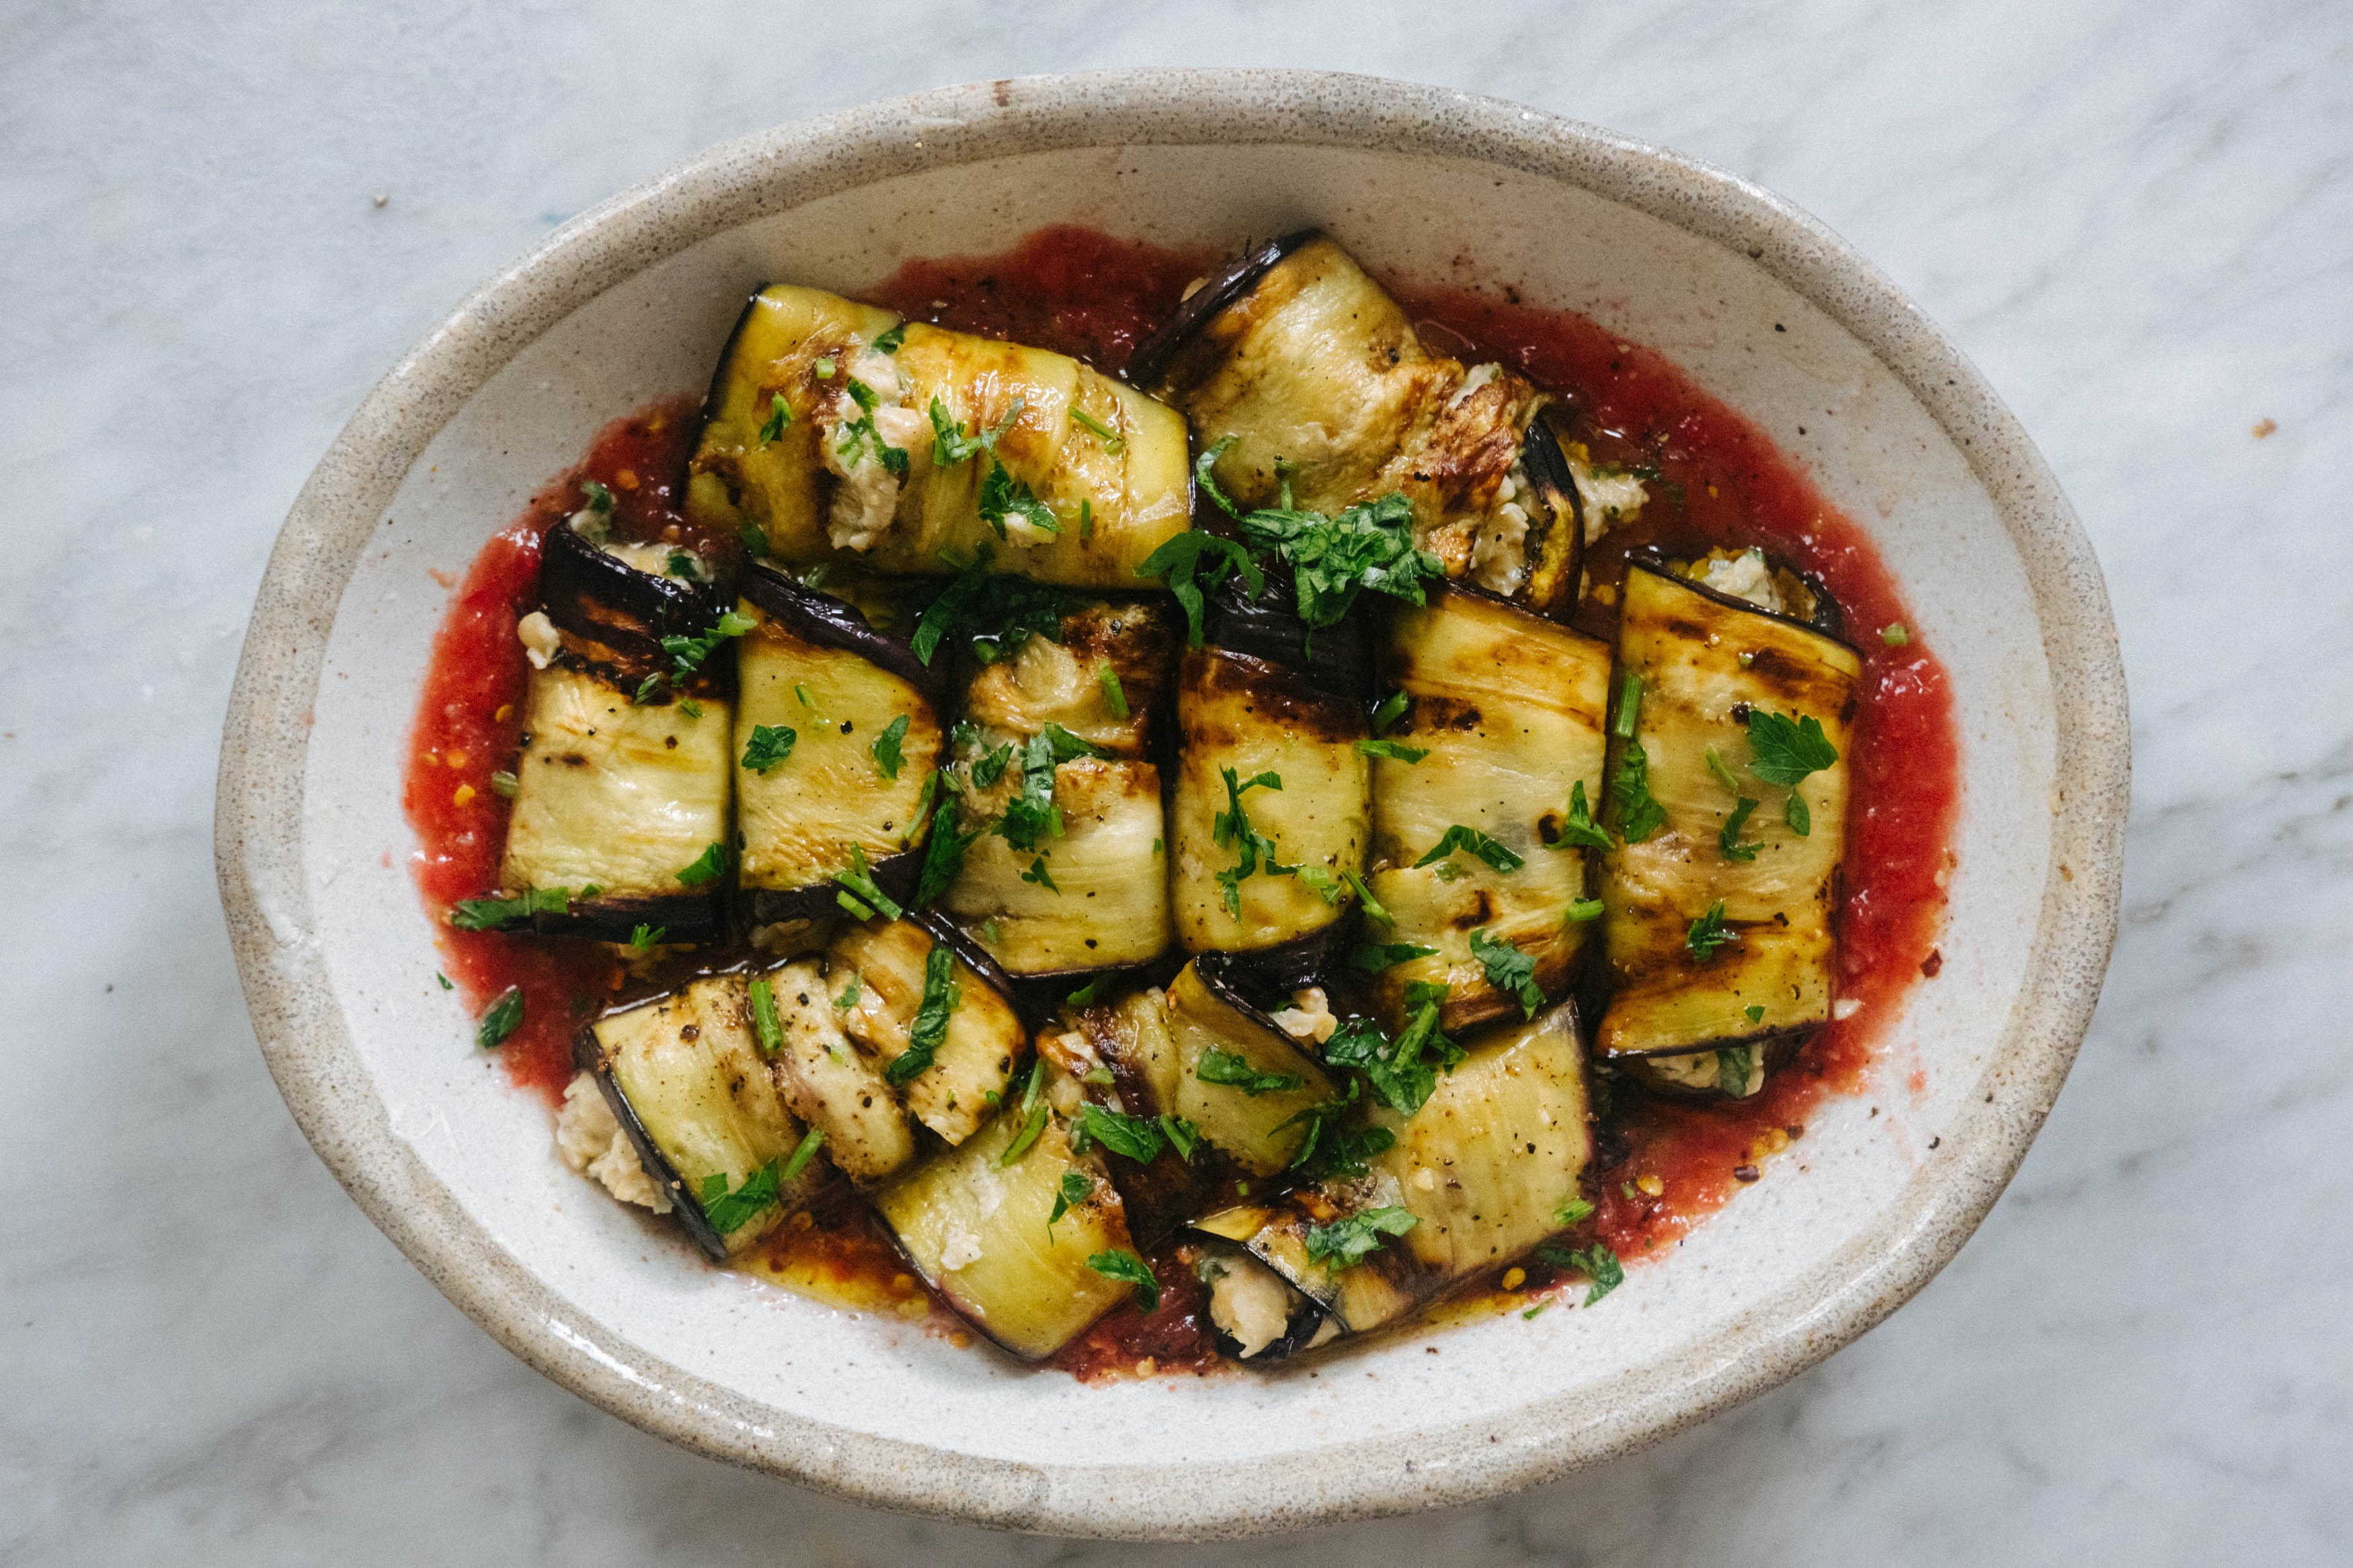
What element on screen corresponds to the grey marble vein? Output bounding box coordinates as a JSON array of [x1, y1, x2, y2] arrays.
[[2, 0, 2348, 1561]]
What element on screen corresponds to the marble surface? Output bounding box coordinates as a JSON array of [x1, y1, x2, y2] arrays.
[[3, 1, 2344, 1561]]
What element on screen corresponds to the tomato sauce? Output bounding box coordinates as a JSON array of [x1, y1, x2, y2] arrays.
[[401, 226, 1958, 1377]]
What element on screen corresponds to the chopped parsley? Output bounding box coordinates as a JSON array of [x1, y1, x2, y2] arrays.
[[870, 322, 907, 354], [628, 923, 666, 951], [1068, 404, 1124, 453], [1716, 1044, 1757, 1095], [1085, 1249, 1160, 1313], [1743, 709, 1839, 786], [1785, 790, 1813, 837], [577, 479, 614, 520], [913, 800, 989, 909], [1880, 622, 1910, 647], [1303, 1206, 1419, 1268], [476, 986, 524, 1049], [1064, 978, 1104, 1007], [1159, 1114, 1202, 1163], [1132, 528, 1262, 648], [1554, 1197, 1596, 1227], [448, 886, 571, 930], [978, 460, 1059, 538], [1566, 898, 1605, 923], [869, 714, 911, 780], [1097, 662, 1128, 719], [740, 520, 770, 557], [659, 610, 757, 681], [435, 971, 453, 990], [1706, 745, 1743, 795], [1196, 1047, 1304, 1098], [489, 768, 518, 798], [1412, 825, 1524, 874], [832, 843, 904, 922], [1609, 741, 1668, 843], [1611, 670, 1644, 740], [1324, 989, 1461, 1118], [998, 1060, 1050, 1167], [1343, 869, 1391, 925], [676, 697, 704, 720], [1718, 796, 1763, 862], [1071, 1104, 1166, 1163], [837, 972, 863, 1012], [1211, 767, 1291, 919], [1538, 1242, 1624, 1306], [1300, 1120, 1396, 1180], [1357, 737, 1429, 764], [747, 977, 783, 1056], [674, 841, 728, 886], [780, 1126, 826, 1182], [756, 393, 791, 444], [1195, 436, 1443, 631], [1371, 690, 1410, 733], [698, 1161, 784, 1235], [834, 378, 908, 479], [813, 356, 836, 378], [910, 554, 1071, 666], [1552, 779, 1614, 852], [1745, 1003, 1767, 1024], [1047, 1169, 1090, 1234], [666, 548, 701, 580], [741, 724, 797, 773], [1351, 940, 1437, 975], [1469, 927, 1544, 1019], [883, 943, 959, 1087], [927, 394, 1022, 467], [997, 733, 1068, 852], [1686, 901, 1737, 962], [1020, 855, 1060, 893]]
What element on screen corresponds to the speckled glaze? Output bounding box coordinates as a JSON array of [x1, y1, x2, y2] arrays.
[[215, 71, 2127, 1538]]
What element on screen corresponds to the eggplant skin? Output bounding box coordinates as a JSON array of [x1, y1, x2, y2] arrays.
[[539, 518, 726, 665], [501, 663, 735, 904], [1191, 999, 1592, 1335], [1140, 235, 1550, 600], [1367, 588, 1613, 1032], [1597, 564, 1864, 1060], [731, 595, 939, 904], [1170, 646, 1369, 955], [873, 1104, 1135, 1360], [942, 756, 1172, 975], [686, 286, 1192, 589], [577, 974, 828, 1261]]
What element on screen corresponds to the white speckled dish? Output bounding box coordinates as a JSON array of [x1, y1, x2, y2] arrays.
[[215, 70, 2127, 1538]]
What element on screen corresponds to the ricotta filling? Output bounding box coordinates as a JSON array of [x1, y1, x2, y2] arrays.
[[1271, 986, 1339, 1044], [820, 346, 923, 553], [1690, 547, 1785, 613], [516, 609, 561, 670], [555, 1071, 672, 1213], [1203, 1250, 1300, 1358], [1469, 459, 1537, 596], [1567, 450, 1649, 544]]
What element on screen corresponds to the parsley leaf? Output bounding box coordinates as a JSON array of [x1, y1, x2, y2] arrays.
[[1303, 1206, 1419, 1268], [1211, 767, 1291, 918], [1609, 742, 1668, 843], [1880, 622, 1910, 647], [998, 1061, 1050, 1166], [1236, 489, 1443, 631], [1743, 709, 1839, 786], [1096, 662, 1128, 719], [927, 394, 1022, 467], [1021, 855, 1060, 893], [1351, 940, 1437, 974], [978, 460, 1059, 539], [624, 923, 664, 954], [832, 843, 904, 923], [1686, 901, 1737, 962], [870, 322, 907, 354], [1343, 869, 1392, 926], [698, 1160, 784, 1235], [1070, 1104, 1166, 1163], [741, 724, 796, 773], [1324, 993, 1460, 1119], [1552, 779, 1614, 852], [1371, 690, 1410, 732], [1784, 790, 1812, 837], [1357, 737, 1429, 764], [1133, 528, 1262, 648], [870, 714, 911, 780], [998, 733, 1068, 852], [675, 842, 728, 886], [659, 610, 757, 681], [1048, 1169, 1090, 1233], [1554, 1197, 1596, 1227], [476, 986, 524, 1049], [884, 943, 959, 1087], [1566, 898, 1605, 923], [836, 972, 863, 1011], [1068, 404, 1125, 453], [781, 1126, 826, 1182], [436, 971, 453, 990], [746, 977, 783, 1056], [910, 556, 1070, 666], [1718, 796, 1763, 861], [1538, 1241, 1624, 1306], [834, 378, 909, 479], [913, 800, 989, 909], [1705, 745, 1743, 795], [1469, 927, 1544, 1019], [1196, 1047, 1304, 1098], [1412, 825, 1524, 874], [666, 548, 701, 581], [1193, 434, 1248, 519], [1716, 1044, 1757, 1096], [740, 520, 770, 557], [1085, 1249, 1161, 1313], [1611, 670, 1644, 740], [1159, 1114, 1202, 1163], [1300, 1121, 1396, 1180], [448, 886, 571, 930], [1745, 1003, 1766, 1024]]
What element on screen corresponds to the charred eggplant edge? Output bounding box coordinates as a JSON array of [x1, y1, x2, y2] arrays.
[[1123, 229, 1322, 391], [1622, 556, 1859, 653], [737, 560, 955, 711], [570, 1011, 733, 1263]]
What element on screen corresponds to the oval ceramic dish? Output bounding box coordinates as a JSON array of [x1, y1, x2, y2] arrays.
[[215, 69, 2127, 1538]]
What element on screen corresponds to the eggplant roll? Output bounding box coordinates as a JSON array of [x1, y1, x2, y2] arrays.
[[575, 973, 830, 1260], [1170, 633, 1370, 957], [1621, 1034, 1797, 1102], [873, 1102, 1136, 1360], [500, 515, 733, 942], [756, 956, 920, 1183], [732, 568, 943, 925], [1367, 588, 1614, 1032], [1135, 234, 1581, 615], [685, 284, 1192, 588], [829, 917, 1024, 1147], [1596, 563, 1862, 1062], [1192, 999, 1593, 1338], [960, 597, 1180, 759]]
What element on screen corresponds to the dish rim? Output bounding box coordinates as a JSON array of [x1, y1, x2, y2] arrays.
[[213, 67, 2128, 1539]]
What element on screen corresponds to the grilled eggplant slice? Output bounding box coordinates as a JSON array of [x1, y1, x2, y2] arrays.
[[1164, 961, 1335, 1175], [686, 286, 1192, 587], [1366, 587, 1613, 1032], [499, 517, 733, 942], [1135, 233, 1579, 615], [575, 973, 828, 1260], [756, 957, 918, 1182], [960, 597, 1180, 759], [732, 567, 941, 925], [1192, 999, 1593, 1339], [829, 916, 1024, 1147], [1169, 585, 1371, 956], [1596, 563, 1862, 1061], [874, 1103, 1136, 1360]]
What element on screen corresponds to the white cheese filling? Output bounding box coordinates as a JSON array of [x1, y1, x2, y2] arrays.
[[1568, 452, 1648, 544], [555, 1071, 672, 1213], [516, 610, 561, 670], [1270, 986, 1339, 1044], [1203, 1251, 1300, 1358], [820, 346, 922, 553], [1469, 460, 1536, 596], [1691, 547, 1785, 613]]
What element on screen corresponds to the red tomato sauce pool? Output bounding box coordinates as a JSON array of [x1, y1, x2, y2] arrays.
[[401, 226, 1958, 1372]]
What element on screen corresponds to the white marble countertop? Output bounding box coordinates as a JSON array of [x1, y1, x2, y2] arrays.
[[4, 2, 2345, 1561]]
